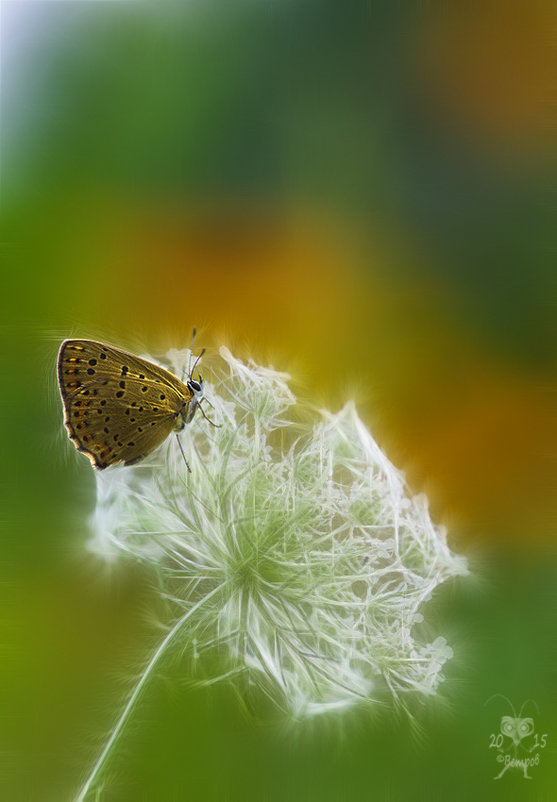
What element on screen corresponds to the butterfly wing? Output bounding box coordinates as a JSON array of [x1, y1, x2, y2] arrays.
[[58, 339, 191, 393], [58, 339, 192, 468]]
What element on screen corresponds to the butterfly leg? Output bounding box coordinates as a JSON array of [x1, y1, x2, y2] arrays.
[[175, 435, 191, 472], [198, 404, 222, 428]]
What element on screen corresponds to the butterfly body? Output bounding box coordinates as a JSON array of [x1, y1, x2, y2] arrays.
[[57, 339, 204, 469]]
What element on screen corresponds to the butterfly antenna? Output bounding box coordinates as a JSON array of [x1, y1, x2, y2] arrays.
[[175, 434, 191, 472], [190, 348, 205, 378], [187, 327, 197, 375]]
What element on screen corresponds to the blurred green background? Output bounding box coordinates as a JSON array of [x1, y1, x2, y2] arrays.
[[2, 1, 556, 800]]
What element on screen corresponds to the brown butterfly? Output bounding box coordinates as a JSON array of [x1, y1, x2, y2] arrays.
[[57, 333, 212, 470]]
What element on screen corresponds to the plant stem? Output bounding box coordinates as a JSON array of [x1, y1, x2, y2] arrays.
[[75, 585, 223, 802]]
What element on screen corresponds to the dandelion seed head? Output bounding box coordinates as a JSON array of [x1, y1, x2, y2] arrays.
[[89, 345, 468, 717]]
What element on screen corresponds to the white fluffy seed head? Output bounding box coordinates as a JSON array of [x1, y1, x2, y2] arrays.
[[89, 346, 468, 717]]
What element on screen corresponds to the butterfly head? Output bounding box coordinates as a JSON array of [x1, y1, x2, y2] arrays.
[[183, 342, 220, 429], [187, 375, 204, 401], [184, 374, 205, 424]]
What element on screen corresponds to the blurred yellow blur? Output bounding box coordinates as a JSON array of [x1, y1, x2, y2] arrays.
[[49, 200, 556, 544]]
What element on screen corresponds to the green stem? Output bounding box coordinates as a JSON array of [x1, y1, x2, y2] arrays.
[[75, 585, 223, 801]]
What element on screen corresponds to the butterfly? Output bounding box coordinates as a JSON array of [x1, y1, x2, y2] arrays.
[[57, 332, 214, 470]]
